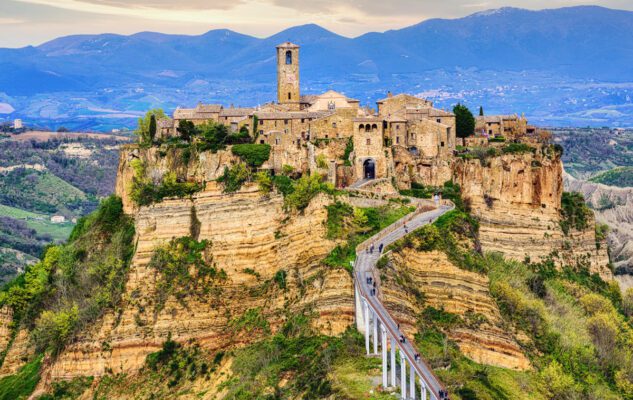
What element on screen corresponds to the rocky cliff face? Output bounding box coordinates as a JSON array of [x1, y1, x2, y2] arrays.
[[381, 249, 531, 371], [564, 173, 633, 290], [0, 181, 353, 385], [453, 152, 611, 279]]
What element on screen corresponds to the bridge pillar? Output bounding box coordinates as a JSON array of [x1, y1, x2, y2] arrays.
[[363, 300, 369, 355], [400, 353, 407, 399], [421, 380, 427, 400], [390, 337, 397, 387], [410, 365, 416, 399], [373, 312, 378, 354], [381, 326, 388, 388]]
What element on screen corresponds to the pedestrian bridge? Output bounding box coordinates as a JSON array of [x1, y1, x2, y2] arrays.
[[353, 200, 453, 400]]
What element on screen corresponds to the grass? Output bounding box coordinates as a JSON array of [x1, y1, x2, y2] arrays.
[[0, 204, 74, 242], [0, 355, 42, 400], [330, 357, 393, 399], [589, 166, 633, 188]]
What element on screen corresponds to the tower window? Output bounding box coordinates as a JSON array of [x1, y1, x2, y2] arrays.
[[285, 50, 292, 65], [288, 92, 291, 100], [284, 119, 288, 125]]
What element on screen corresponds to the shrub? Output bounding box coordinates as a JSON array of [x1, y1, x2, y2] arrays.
[[32, 304, 79, 354], [453, 103, 475, 138], [501, 143, 535, 154], [217, 163, 249, 193], [284, 174, 332, 211], [342, 137, 353, 166], [231, 144, 271, 167], [540, 360, 578, 398], [273, 175, 294, 196], [0, 355, 42, 400], [316, 154, 328, 169], [135, 109, 166, 144], [274, 270, 287, 290], [254, 171, 273, 194], [196, 121, 228, 152], [560, 192, 591, 235]]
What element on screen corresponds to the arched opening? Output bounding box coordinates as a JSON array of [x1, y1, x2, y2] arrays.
[[285, 50, 292, 65], [359, 124, 365, 133], [363, 159, 376, 180], [409, 146, 419, 156], [371, 124, 378, 131], [365, 124, 371, 131]]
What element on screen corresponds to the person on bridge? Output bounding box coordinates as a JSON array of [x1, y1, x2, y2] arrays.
[[378, 243, 383, 253], [404, 224, 408, 233]]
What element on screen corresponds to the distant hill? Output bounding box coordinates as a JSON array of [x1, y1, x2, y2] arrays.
[[2, 6, 633, 95]]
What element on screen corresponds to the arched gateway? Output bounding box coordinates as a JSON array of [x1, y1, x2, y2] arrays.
[[363, 159, 376, 180]]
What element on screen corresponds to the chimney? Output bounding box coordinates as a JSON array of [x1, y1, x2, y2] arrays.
[[387, 91, 393, 98]]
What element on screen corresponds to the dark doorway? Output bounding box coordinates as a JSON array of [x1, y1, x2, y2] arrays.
[[363, 159, 376, 179]]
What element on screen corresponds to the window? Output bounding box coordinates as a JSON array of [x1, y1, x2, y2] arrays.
[[396, 137, 400, 144], [325, 134, 329, 139], [275, 138, 280, 145], [441, 141, 445, 147], [436, 118, 441, 123], [259, 130, 263, 135], [301, 118, 305, 123], [366, 139, 371, 145], [288, 92, 291, 100], [396, 125, 400, 130], [260, 139, 265, 144], [285, 50, 292, 65], [259, 120, 263, 125], [332, 122, 337, 128], [284, 119, 288, 125]]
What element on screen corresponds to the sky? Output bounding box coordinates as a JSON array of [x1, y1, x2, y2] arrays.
[[1, 0, 633, 48]]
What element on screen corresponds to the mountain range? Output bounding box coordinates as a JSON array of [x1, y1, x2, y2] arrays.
[[1, 6, 633, 129]]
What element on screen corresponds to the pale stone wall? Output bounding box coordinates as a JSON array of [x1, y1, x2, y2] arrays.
[[377, 94, 431, 116]]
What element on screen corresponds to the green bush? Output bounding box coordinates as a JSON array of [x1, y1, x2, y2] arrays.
[[254, 171, 273, 194], [560, 192, 591, 235], [488, 136, 506, 143], [217, 163, 249, 193], [284, 174, 333, 211], [148, 237, 225, 312], [342, 137, 354, 166], [32, 305, 79, 354], [0, 355, 42, 400], [231, 144, 271, 167], [501, 143, 535, 154], [272, 175, 294, 196], [39, 376, 94, 399]]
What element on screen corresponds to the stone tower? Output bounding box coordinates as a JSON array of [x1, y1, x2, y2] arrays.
[[277, 42, 300, 111]]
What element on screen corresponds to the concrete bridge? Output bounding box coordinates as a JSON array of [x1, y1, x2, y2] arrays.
[[353, 200, 453, 400]]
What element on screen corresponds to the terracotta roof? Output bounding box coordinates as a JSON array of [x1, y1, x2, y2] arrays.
[[257, 111, 333, 120], [195, 104, 223, 113], [220, 108, 254, 117]]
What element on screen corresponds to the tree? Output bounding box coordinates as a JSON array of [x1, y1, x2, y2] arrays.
[[148, 114, 157, 143], [453, 104, 475, 138], [177, 120, 196, 143], [135, 109, 166, 144], [479, 106, 484, 116]]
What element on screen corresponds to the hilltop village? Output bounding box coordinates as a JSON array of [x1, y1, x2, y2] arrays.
[[155, 42, 534, 189]]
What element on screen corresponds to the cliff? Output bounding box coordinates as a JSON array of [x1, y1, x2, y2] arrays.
[[453, 151, 611, 279], [383, 249, 531, 371], [564, 173, 633, 290]]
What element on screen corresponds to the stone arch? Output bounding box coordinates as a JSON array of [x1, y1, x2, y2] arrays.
[[359, 124, 365, 132], [371, 123, 378, 131], [363, 158, 376, 180]]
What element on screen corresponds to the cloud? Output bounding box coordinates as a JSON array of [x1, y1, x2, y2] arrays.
[[0, 17, 25, 24], [71, 0, 243, 10]]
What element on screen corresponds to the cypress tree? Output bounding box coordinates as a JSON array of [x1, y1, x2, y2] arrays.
[[148, 114, 157, 143], [479, 106, 484, 116], [453, 104, 475, 138]]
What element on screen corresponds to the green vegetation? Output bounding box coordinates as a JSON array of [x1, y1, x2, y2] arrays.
[[342, 137, 354, 166], [254, 171, 273, 194], [130, 160, 203, 206], [323, 203, 415, 271], [284, 173, 334, 211], [0, 169, 90, 216], [135, 109, 167, 145], [388, 210, 484, 274], [231, 143, 271, 167], [0, 355, 42, 400], [488, 136, 506, 142], [217, 163, 249, 193], [148, 237, 226, 312], [38, 376, 93, 400], [560, 192, 591, 235], [590, 166, 633, 188], [400, 180, 467, 212], [0, 196, 134, 356], [501, 142, 536, 155], [453, 103, 475, 138]]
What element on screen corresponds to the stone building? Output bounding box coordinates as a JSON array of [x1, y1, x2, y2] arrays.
[[162, 42, 465, 187]]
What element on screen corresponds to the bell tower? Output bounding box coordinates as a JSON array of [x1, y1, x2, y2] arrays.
[[277, 42, 300, 111]]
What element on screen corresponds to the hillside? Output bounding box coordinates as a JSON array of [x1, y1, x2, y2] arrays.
[[3, 6, 633, 130], [0, 134, 128, 283], [0, 129, 627, 399]]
